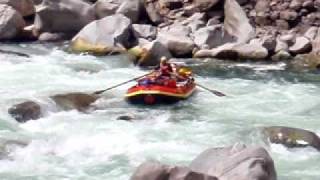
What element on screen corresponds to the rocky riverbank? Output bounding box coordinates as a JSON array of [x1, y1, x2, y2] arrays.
[[1, 0, 320, 71]]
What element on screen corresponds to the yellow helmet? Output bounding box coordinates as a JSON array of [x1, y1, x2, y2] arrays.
[[178, 67, 192, 76]]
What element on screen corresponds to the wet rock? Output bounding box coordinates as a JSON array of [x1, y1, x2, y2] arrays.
[[0, 49, 30, 57], [38, 32, 67, 42], [34, 0, 95, 34], [8, 101, 42, 123], [289, 36, 312, 55], [71, 14, 131, 55], [289, 53, 320, 71], [132, 24, 157, 40], [193, 25, 235, 49], [0, 0, 35, 17], [51, 93, 99, 112], [130, 161, 171, 180], [271, 50, 292, 61], [190, 144, 277, 180], [0, 4, 25, 40], [234, 42, 268, 60], [128, 40, 172, 66], [224, 0, 254, 43], [193, 43, 238, 59], [263, 126, 320, 151], [117, 115, 134, 121], [157, 23, 195, 57]]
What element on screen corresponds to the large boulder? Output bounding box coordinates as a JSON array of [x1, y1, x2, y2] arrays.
[[289, 53, 320, 71], [0, 0, 35, 17], [0, 4, 25, 40], [51, 93, 99, 112], [94, 0, 142, 23], [132, 24, 157, 40], [8, 101, 42, 123], [224, 0, 254, 43], [190, 144, 277, 180], [71, 14, 132, 55], [194, 42, 268, 60], [130, 161, 218, 180], [128, 40, 172, 66], [193, 25, 235, 49], [157, 23, 195, 57], [130, 161, 171, 180], [289, 36, 312, 55], [34, 0, 95, 34], [263, 126, 320, 151]]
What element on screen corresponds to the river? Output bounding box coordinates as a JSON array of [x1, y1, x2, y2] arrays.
[[0, 43, 319, 180]]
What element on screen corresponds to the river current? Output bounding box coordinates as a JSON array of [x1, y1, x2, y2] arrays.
[[0, 43, 319, 180]]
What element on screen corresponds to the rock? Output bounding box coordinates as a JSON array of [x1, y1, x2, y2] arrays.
[[0, 0, 35, 17], [34, 0, 95, 34], [193, 25, 235, 49], [254, 0, 270, 26], [263, 126, 320, 150], [0, 138, 28, 158], [193, 43, 238, 59], [312, 28, 320, 54], [271, 50, 291, 61], [276, 19, 289, 30], [233, 42, 268, 60], [181, 12, 206, 33], [304, 26, 318, 40], [157, 23, 195, 57], [132, 24, 157, 40], [190, 144, 277, 180], [38, 32, 68, 42], [280, 10, 298, 21], [169, 166, 218, 180], [289, 0, 303, 10], [130, 161, 171, 180], [289, 53, 320, 71], [190, 0, 220, 12], [94, 0, 120, 19], [0, 4, 25, 40], [117, 115, 134, 121], [224, 0, 254, 43], [302, 0, 313, 9], [32, 0, 42, 5], [116, 0, 142, 23], [289, 36, 312, 54], [144, 1, 164, 25], [8, 101, 42, 123], [51, 93, 99, 112], [128, 40, 172, 66], [71, 14, 132, 55], [250, 36, 276, 53]]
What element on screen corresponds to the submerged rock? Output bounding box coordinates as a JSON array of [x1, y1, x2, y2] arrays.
[[0, 4, 25, 40], [8, 101, 42, 123], [51, 93, 99, 112], [289, 53, 320, 71], [263, 126, 320, 151], [71, 14, 131, 55], [190, 144, 277, 180], [0, 138, 28, 158]]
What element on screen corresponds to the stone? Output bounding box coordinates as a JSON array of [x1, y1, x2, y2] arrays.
[[280, 10, 298, 21], [289, 36, 312, 54], [193, 25, 235, 49], [130, 161, 171, 180], [71, 14, 132, 55], [0, 0, 35, 17], [116, 0, 142, 23], [34, 0, 95, 34], [289, 0, 303, 10], [181, 12, 206, 33], [0, 4, 25, 40], [276, 20, 289, 30], [190, 144, 277, 180], [51, 93, 99, 112], [289, 53, 320, 71], [157, 23, 195, 57], [304, 26, 318, 40], [263, 126, 320, 150], [132, 24, 157, 40], [117, 115, 134, 121], [128, 40, 172, 66], [144, 1, 164, 25], [94, 0, 121, 19], [224, 0, 254, 43], [169, 166, 218, 180], [38, 32, 68, 42], [271, 50, 292, 61], [0, 138, 28, 158], [303, 0, 314, 9], [312, 28, 320, 54], [193, 43, 238, 59], [190, 0, 220, 12], [233, 42, 268, 60], [8, 101, 42, 123]]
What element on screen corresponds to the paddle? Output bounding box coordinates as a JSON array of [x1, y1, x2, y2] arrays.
[[93, 71, 154, 95], [196, 83, 226, 97]]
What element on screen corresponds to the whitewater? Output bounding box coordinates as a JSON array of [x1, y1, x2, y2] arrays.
[[0, 43, 319, 180]]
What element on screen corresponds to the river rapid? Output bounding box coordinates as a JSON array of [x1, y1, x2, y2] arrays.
[[0, 43, 319, 180]]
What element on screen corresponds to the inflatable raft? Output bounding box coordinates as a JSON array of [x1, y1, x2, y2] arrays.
[[125, 74, 196, 104]]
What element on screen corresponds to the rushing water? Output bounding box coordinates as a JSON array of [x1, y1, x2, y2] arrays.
[[0, 43, 319, 180]]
